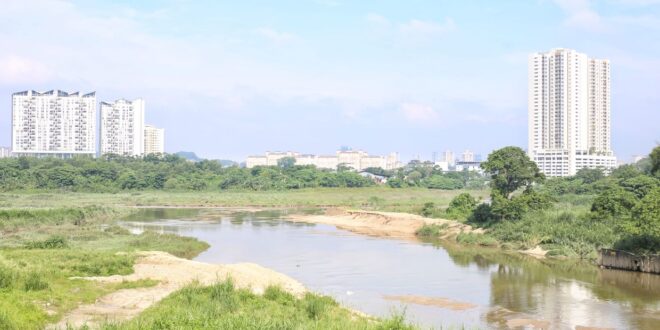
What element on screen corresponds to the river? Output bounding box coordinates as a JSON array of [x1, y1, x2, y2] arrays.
[[121, 208, 660, 329]]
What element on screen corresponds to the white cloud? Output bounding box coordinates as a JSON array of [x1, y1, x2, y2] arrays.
[[366, 13, 390, 26], [0, 55, 53, 84], [400, 103, 439, 123], [399, 18, 456, 36], [553, 0, 604, 31], [255, 27, 299, 44]]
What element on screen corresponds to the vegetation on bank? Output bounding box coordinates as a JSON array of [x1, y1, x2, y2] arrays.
[[0, 206, 209, 329], [417, 145, 660, 259], [99, 279, 414, 330]]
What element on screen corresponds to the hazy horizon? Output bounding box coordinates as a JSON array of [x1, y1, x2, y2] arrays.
[[1, 0, 659, 162]]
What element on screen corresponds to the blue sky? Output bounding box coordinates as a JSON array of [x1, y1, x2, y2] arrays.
[[0, 0, 658, 161]]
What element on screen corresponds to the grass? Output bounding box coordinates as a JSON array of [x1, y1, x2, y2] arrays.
[[416, 223, 449, 237], [0, 188, 489, 214], [100, 279, 416, 330], [0, 201, 211, 329]]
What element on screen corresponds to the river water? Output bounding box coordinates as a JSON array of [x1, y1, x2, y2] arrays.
[[121, 208, 660, 330]]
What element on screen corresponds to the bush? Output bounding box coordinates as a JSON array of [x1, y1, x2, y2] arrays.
[[415, 223, 449, 237], [469, 203, 492, 223], [25, 236, 68, 249], [445, 193, 478, 220]]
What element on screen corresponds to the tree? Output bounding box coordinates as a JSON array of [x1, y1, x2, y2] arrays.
[[481, 146, 544, 198], [624, 188, 660, 237], [277, 157, 296, 169], [575, 168, 604, 184], [591, 186, 638, 219], [650, 145, 660, 177], [610, 164, 641, 181], [620, 176, 660, 199]]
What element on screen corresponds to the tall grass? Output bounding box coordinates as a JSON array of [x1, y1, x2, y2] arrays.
[[0, 205, 125, 233], [102, 280, 416, 330]]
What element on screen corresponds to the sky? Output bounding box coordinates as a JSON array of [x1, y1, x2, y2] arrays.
[[0, 0, 659, 162]]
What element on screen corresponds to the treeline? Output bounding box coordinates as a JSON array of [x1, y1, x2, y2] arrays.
[[362, 161, 487, 190], [0, 154, 376, 192]]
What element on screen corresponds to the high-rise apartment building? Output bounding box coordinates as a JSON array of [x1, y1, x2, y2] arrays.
[[462, 150, 475, 162], [528, 48, 616, 177], [12, 90, 96, 157], [441, 150, 455, 165], [100, 99, 145, 156], [144, 125, 165, 154]]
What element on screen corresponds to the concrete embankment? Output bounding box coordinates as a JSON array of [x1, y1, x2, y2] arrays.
[[599, 249, 660, 274]]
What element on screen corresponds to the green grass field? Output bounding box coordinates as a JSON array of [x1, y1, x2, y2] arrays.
[[0, 187, 488, 213]]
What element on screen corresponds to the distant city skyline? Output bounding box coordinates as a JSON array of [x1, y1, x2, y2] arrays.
[[1, 1, 659, 161]]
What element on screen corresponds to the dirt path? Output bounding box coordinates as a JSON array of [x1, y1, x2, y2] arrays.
[[287, 208, 483, 239], [49, 251, 306, 329]]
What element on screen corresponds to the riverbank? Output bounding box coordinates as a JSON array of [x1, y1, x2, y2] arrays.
[[0, 201, 420, 329], [287, 208, 483, 239], [50, 251, 307, 329]]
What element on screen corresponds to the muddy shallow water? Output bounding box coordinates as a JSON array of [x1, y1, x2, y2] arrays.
[[122, 208, 660, 329]]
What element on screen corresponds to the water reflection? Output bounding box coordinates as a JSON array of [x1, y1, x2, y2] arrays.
[[121, 208, 660, 330]]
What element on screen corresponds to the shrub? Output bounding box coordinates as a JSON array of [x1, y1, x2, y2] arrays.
[[420, 202, 437, 217], [445, 193, 478, 220], [415, 223, 449, 237], [469, 203, 492, 223], [25, 236, 68, 249]]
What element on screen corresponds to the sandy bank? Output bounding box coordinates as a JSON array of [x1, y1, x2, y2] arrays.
[[287, 209, 483, 239], [49, 251, 306, 329]]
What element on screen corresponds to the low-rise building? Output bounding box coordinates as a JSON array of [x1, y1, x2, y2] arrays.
[[245, 150, 401, 171], [0, 147, 12, 158]]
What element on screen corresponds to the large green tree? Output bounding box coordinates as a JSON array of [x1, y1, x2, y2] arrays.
[[480, 146, 545, 198], [650, 145, 660, 177]]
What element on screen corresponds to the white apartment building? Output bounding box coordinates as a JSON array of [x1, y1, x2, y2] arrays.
[[246, 151, 400, 171], [144, 125, 165, 154], [462, 150, 475, 162], [100, 99, 145, 156], [441, 150, 455, 165], [0, 147, 11, 158], [12, 90, 96, 158], [528, 48, 616, 177]]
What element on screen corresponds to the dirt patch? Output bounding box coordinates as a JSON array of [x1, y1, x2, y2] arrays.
[[49, 251, 306, 329], [383, 295, 476, 311], [522, 246, 548, 258], [287, 209, 481, 239], [506, 318, 551, 329], [575, 326, 615, 330], [486, 306, 551, 329]]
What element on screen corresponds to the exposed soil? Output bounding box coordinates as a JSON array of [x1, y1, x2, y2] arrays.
[[383, 295, 477, 311], [49, 251, 306, 329], [287, 208, 483, 239]]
